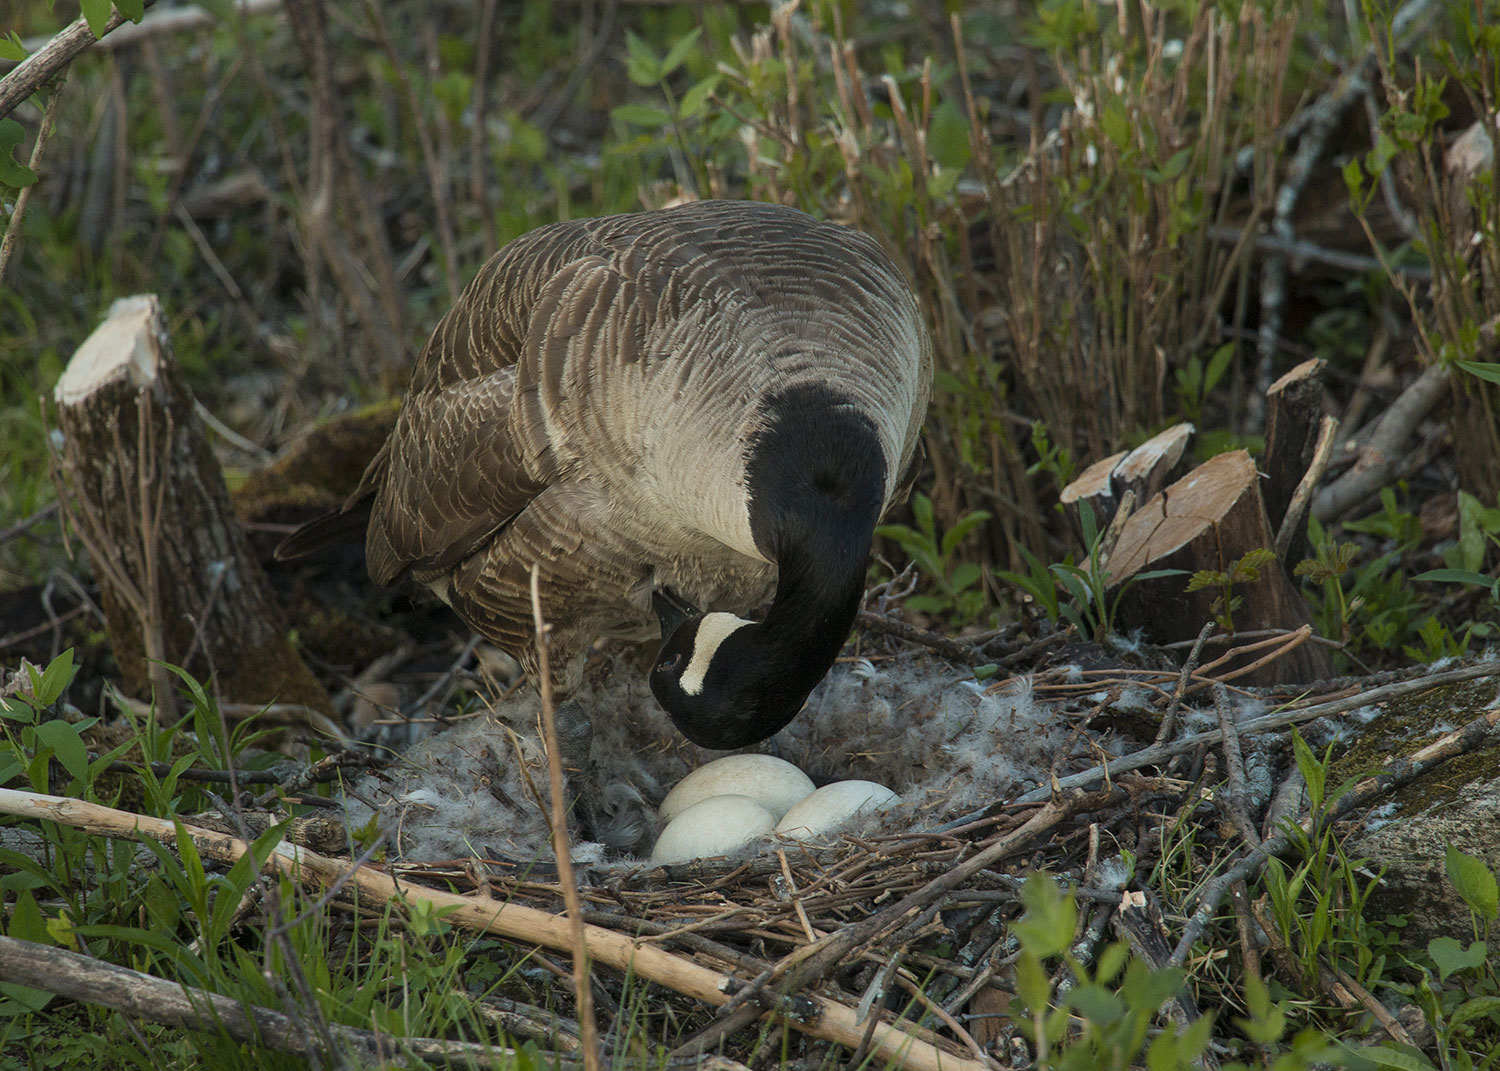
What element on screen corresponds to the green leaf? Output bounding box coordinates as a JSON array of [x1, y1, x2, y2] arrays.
[[1147, 147, 1192, 184], [116, 0, 146, 21], [911, 493, 936, 543], [659, 28, 702, 79], [36, 649, 76, 707], [1235, 975, 1285, 1045], [0, 117, 37, 189], [0, 697, 35, 723], [143, 874, 181, 932], [950, 561, 983, 594], [610, 103, 672, 129], [6, 889, 49, 944], [1416, 567, 1493, 585], [33, 720, 88, 783], [1066, 982, 1124, 1024], [0, 31, 27, 61], [940, 511, 991, 558], [81, 0, 114, 38], [1456, 359, 1500, 384], [1448, 995, 1500, 1031], [1445, 844, 1499, 921], [1013, 874, 1076, 959], [679, 74, 720, 119], [1428, 936, 1487, 980], [624, 31, 661, 86], [1352, 1043, 1440, 1070], [1014, 951, 1052, 1010]]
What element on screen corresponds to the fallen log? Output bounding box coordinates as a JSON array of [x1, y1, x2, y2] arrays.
[[51, 294, 331, 725]]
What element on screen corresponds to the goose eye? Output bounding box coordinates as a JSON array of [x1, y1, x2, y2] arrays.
[[657, 652, 684, 674]]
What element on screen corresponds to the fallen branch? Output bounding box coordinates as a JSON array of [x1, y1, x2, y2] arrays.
[[1014, 659, 1500, 806], [0, 787, 991, 1071], [1312, 362, 1452, 521], [856, 609, 988, 665], [0, 936, 750, 1071], [1169, 693, 1500, 965]]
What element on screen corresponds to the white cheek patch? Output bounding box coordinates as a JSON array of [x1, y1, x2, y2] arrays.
[[679, 612, 752, 697]]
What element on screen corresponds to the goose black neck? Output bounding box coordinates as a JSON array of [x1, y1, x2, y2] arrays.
[[741, 385, 888, 716]]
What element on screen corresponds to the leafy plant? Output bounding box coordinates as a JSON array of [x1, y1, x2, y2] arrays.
[[1173, 343, 1235, 425], [1259, 730, 1394, 992], [1185, 547, 1277, 633], [610, 27, 727, 197], [999, 502, 1184, 641], [876, 493, 992, 624], [1008, 874, 1354, 1069], [1297, 516, 1428, 665], [1028, 421, 1076, 496], [1358, 847, 1500, 1071], [0, 649, 127, 796]]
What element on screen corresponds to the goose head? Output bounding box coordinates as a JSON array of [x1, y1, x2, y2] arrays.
[[650, 384, 890, 749]]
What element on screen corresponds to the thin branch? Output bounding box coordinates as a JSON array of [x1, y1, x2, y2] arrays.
[[1014, 659, 1500, 806], [529, 565, 601, 1071], [0, 5, 148, 121], [0, 73, 66, 288], [0, 935, 601, 1067]]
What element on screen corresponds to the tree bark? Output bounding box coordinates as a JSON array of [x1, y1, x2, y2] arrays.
[[52, 294, 332, 724]]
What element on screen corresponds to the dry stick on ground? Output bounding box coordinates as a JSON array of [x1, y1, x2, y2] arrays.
[[1014, 659, 1500, 806], [530, 566, 602, 1071], [758, 791, 1116, 1006], [855, 609, 988, 665], [0, 72, 66, 288], [1155, 621, 1217, 745], [1170, 696, 1500, 966], [0, 787, 987, 1071], [0, 936, 751, 1071], [1212, 683, 1261, 848]]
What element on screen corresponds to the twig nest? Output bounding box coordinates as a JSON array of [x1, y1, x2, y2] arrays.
[[774, 781, 900, 841], [649, 794, 777, 864], [658, 754, 815, 823]]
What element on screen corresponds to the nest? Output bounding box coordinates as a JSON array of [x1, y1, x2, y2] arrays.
[[323, 624, 1490, 1059]]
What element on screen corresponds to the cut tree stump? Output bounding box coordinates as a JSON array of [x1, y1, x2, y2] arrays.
[[1103, 449, 1333, 685], [52, 295, 333, 726], [1262, 358, 1326, 564], [1059, 423, 1193, 539]]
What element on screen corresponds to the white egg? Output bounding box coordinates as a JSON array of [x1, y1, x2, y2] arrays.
[[658, 754, 815, 822], [650, 794, 777, 864], [774, 780, 901, 840]]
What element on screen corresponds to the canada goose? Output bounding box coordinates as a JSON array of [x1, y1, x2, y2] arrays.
[[279, 200, 931, 752]]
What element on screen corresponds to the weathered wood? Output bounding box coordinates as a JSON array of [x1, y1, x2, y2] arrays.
[[1112, 422, 1193, 507], [52, 295, 331, 724], [1262, 358, 1326, 542], [1060, 449, 1126, 539], [1103, 450, 1332, 685], [1059, 424, 1194, 542]]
